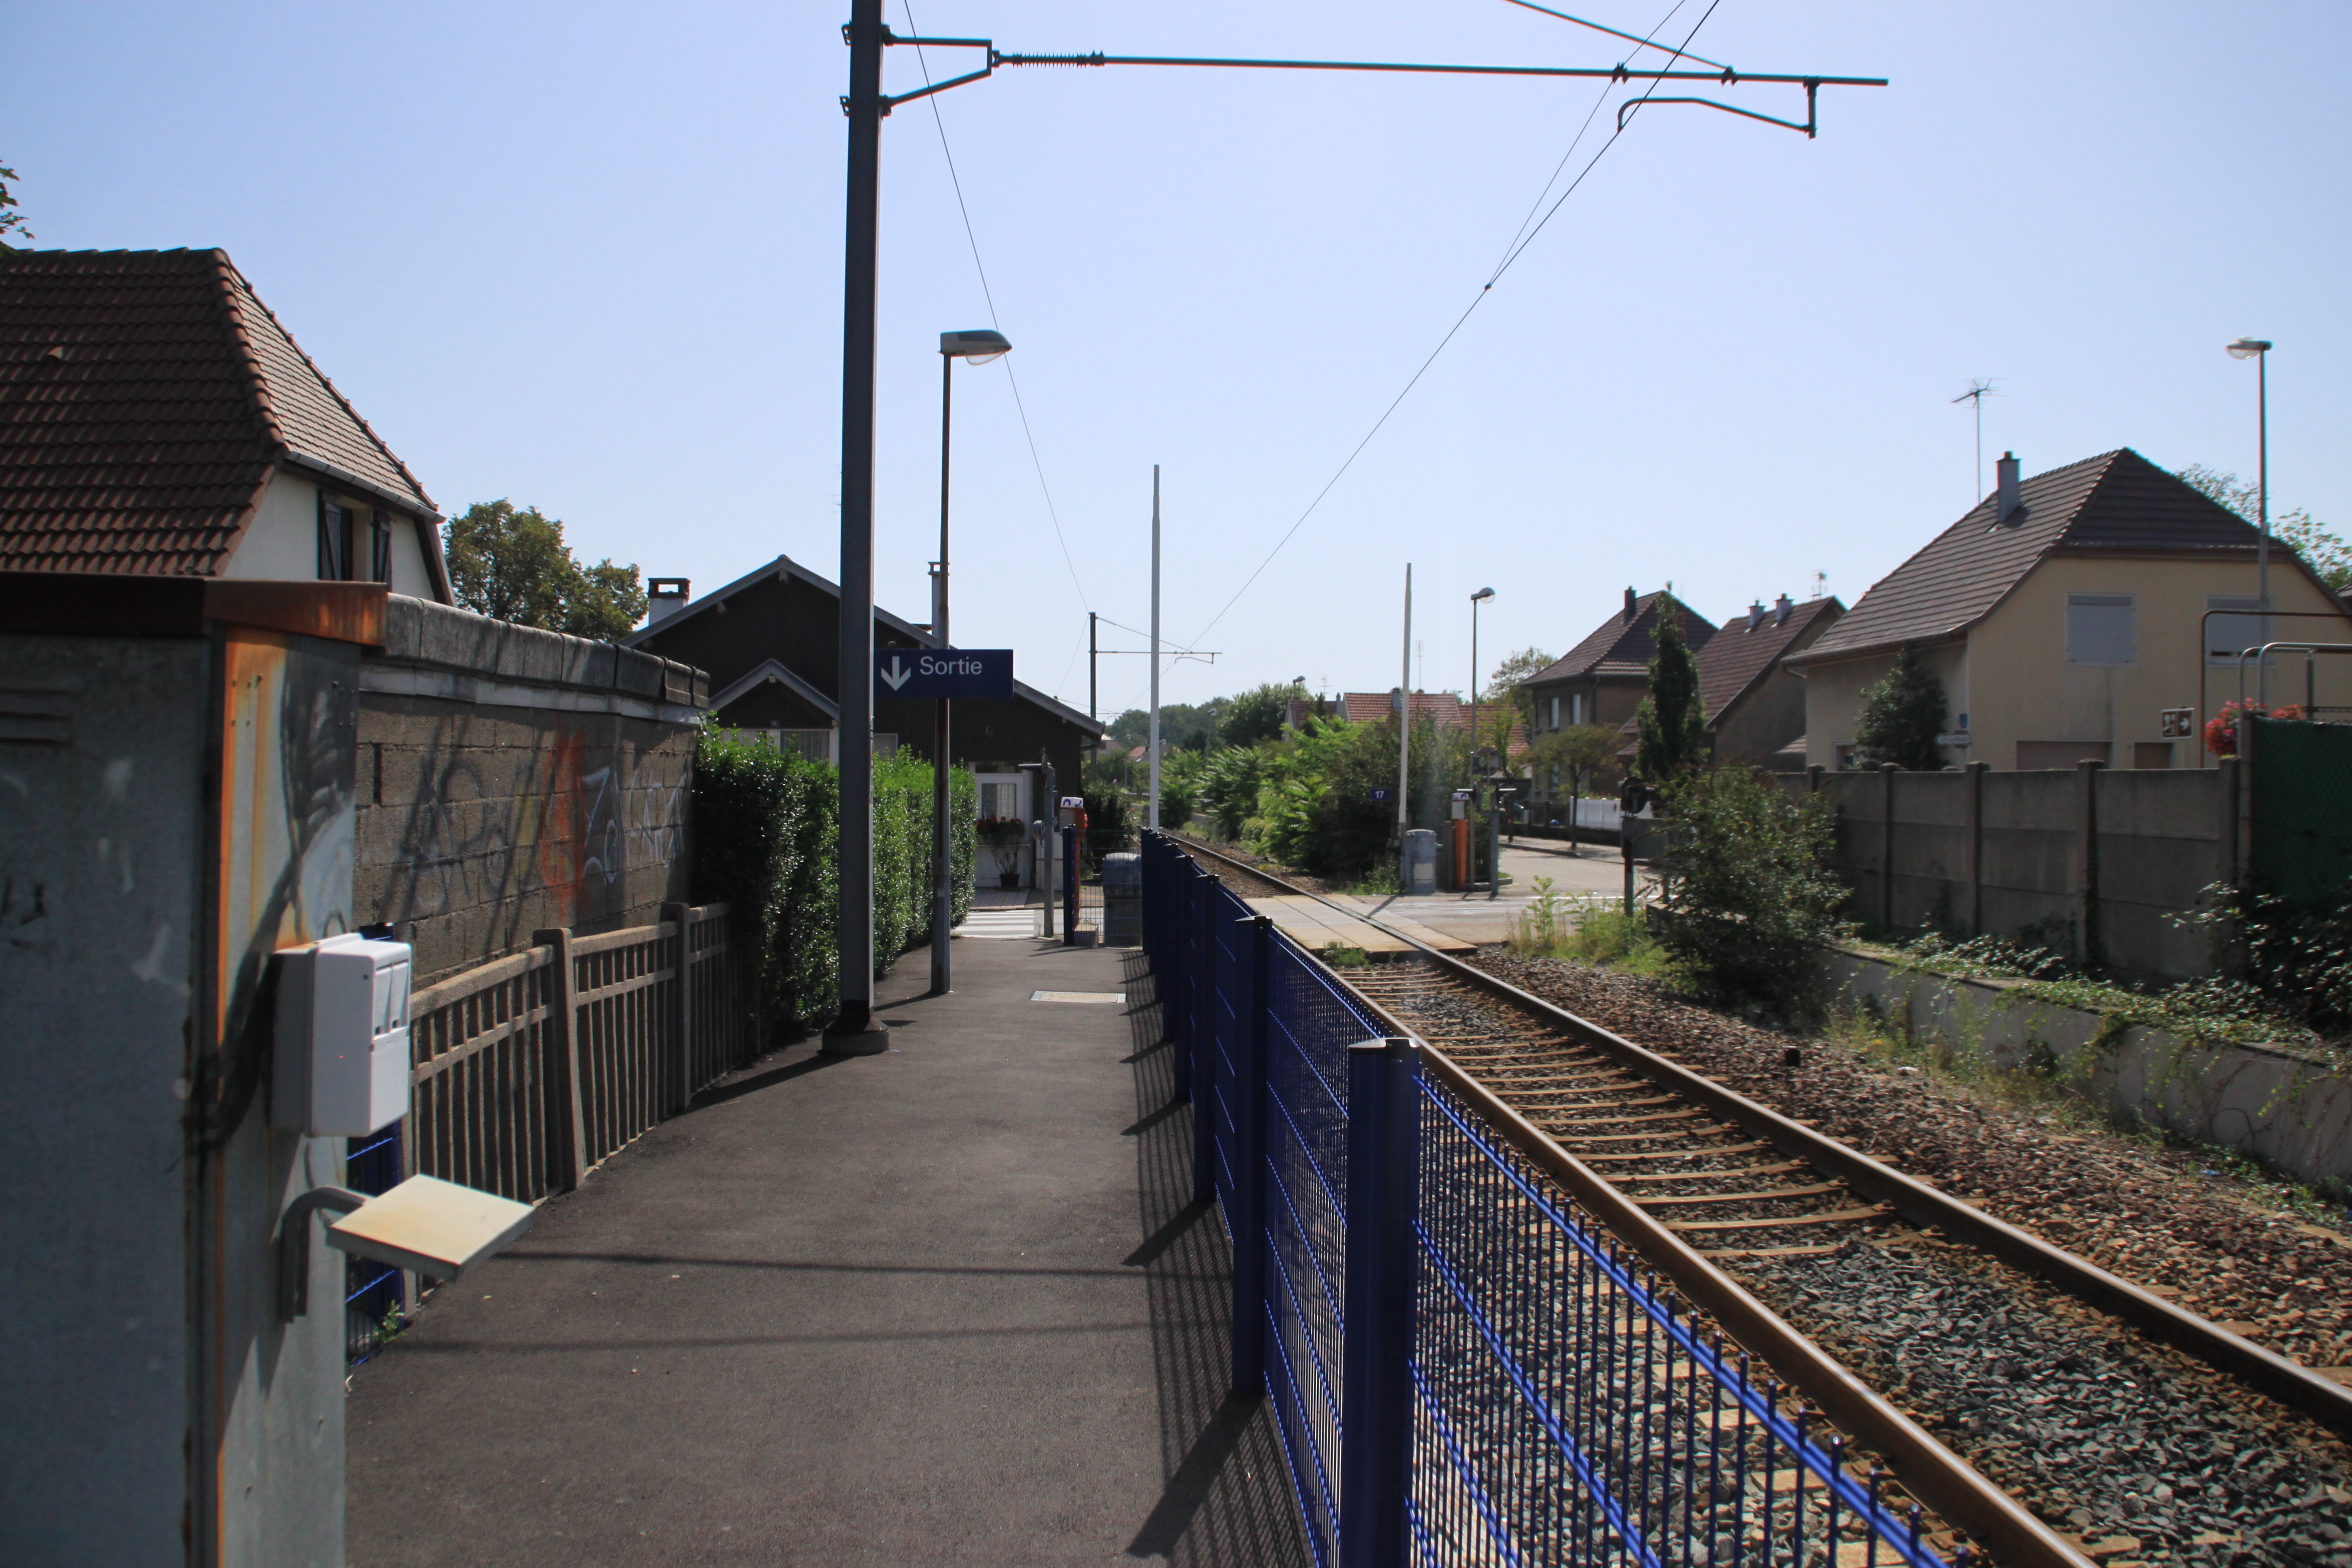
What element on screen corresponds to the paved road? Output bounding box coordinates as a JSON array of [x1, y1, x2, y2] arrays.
[[347, 937, 1307, 1567]]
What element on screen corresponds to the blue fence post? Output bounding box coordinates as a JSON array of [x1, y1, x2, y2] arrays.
[[1191, 872, 1219, 1203], [1230, 913, 1274, 1395], [1339, 1036, 1420, 1568]]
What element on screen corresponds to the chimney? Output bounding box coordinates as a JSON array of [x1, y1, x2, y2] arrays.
[[1774, 593, 1793, 625], [1623, 586, 1638, 621], [646, 577, 691, 626], [1747, 600, 1766, 633], [1995, 452, 2022, 524]]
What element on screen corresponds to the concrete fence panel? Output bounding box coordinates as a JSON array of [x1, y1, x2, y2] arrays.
[[1793, 765, 2230, 983]]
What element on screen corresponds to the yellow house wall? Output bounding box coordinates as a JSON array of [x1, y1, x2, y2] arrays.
[[1801, 641, 1968, 770], [1804, 555, 2352, 771], [1969, 555, 2352, 769]]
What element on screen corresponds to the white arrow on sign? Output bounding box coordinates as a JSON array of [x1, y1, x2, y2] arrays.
[[879, 656, 911, 691]]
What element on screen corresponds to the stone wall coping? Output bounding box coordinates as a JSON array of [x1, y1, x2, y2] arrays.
[[373, 594, 708, 711]]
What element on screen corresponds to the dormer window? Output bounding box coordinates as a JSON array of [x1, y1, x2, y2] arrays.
[[317, 492, 394, 582]]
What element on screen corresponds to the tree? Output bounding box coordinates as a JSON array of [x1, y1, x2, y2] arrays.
[[1527, 723, 1622, 809], [2177, 463, 2351, 592], [1222, 681, 1306, 749], [1633, 608, 1707, 781], [443, 500, 648, 641], [1851, 644, 1947, 770], [0, 161, 32, 244], [1483, 646, 1554, 723]]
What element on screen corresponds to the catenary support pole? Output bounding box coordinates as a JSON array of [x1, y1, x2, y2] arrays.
[[827, 0, 889, 1053], [1148, 467, 1162, 831], [1397, 564, 1412, 883]]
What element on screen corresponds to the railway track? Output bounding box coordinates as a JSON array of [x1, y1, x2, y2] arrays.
[[1171, 835, 2352, 1567]]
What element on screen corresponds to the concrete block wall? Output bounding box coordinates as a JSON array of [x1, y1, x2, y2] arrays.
[[359, 596, 707, 984], [1794, 763, 2237, 986], [1825, 948, 2352, 1195]]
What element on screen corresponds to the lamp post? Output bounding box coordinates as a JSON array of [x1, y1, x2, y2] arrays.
[[1470, 586, 1495, 895], [929, 328, 1011, 997], [2226, 337, 2274, 698], [1469, 586, 1495, 757]]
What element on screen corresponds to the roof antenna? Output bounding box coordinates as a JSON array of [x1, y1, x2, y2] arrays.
[[1952, 379, 2001, 505], [1811, 569, 1828, 600]]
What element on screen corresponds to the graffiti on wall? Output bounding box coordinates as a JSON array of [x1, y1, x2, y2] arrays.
[[202, 629, 358, 1153], [379, 719, 687, 934]]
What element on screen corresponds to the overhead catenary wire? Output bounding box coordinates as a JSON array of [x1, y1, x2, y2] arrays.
[[1187, 0, 1727, 647], [902, 2, 1091, 620]]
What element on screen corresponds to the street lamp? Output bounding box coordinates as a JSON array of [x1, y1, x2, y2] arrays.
[[927, 327, 1012, 1000], [2226, 336, 2273, 613], [1469, 587, 1495, 755]]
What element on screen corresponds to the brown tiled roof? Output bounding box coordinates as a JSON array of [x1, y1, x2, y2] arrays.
[[1791, 449, 2277, 667], [1340, 690, 1465, 728], [0, 248, 435, 577], [1694, 595, 1842, 723], [1532, 591, 1716, 683]]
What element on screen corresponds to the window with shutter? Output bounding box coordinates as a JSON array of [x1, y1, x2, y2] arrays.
[[316, 493, 349, 580], [2065, 594, 2136, 665], [369, 511, 393, 584], [2205, 595, 2266, 664]]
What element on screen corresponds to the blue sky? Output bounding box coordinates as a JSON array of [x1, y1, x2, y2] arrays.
[[13, 1, 2346, 718]]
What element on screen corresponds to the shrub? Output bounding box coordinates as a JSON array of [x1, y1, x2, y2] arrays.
[[2179, 881, 2352, 1035], [690, 732, 974, 1037], [1651, 765, 1844, 1007]]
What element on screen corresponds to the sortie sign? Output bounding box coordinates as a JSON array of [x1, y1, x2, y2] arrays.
[[874, 647, 1014, 701]]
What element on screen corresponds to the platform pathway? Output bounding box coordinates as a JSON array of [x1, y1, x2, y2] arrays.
[[347, 933, 1307, 1567]]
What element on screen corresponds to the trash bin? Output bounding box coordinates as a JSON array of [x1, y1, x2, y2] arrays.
[[1101, 852, 1142, 947], [1403, 829, 1438, 896]]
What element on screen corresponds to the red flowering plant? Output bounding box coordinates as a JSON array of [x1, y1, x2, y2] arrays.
[[2205, 698, 2310, 758]]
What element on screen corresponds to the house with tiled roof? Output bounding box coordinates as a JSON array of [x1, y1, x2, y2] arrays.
[[1, 248, 451, 600], [1785, 449, 2352, 771], [1689, 593, 1845, 767], [624, 555, 1102, 882], [1522, 588, 1716, 741]]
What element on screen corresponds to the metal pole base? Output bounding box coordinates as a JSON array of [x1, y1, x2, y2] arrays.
[[821, 1005, 892, 1056]]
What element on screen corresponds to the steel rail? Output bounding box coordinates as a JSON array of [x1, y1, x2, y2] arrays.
[[1171, 835, 2352, 1445]]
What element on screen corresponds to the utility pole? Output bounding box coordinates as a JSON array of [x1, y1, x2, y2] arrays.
[[1397, 564, 1412, 881], [826, 0, 889, 1053], [1088, 610, 1098, 739], [1148, 467, 1162, 831]]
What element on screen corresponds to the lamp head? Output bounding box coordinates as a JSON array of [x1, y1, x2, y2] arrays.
[[2226, 337, 2272, 360], [941, 329, 1012, 364], [1471, 586, 1496, 602]]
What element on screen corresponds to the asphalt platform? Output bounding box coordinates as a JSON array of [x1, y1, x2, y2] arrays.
[[346, 932, 1309, 1567]]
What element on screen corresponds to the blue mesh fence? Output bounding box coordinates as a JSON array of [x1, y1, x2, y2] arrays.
[[343, 1124, 406, 1363], [1139, 832, 1952, 1568]]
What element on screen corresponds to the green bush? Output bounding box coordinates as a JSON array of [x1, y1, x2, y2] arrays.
[[691, 732, 974, 1037], [1651, 765, 1844, 1007]]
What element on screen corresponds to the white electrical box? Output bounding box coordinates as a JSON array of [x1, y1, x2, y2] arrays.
[[274, 933, 413, 1136]]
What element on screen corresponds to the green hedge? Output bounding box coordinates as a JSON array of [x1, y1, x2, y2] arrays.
[[691, 732, 975, 1037]]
